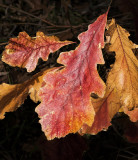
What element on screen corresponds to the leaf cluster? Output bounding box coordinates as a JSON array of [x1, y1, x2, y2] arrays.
[[0, 10, 138, 141]]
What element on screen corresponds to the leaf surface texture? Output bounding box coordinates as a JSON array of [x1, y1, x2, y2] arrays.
[[2, 32, 73, 72], [35, 12, 107, 140]]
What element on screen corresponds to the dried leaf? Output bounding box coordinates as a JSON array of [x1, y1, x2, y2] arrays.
[[106, 19, 138, 121], [79, 88, 121, 134], [2, 32, 73, 72], [80, 19, 138, 135], [0, 83, 29, 119], [35, 12, 107, 140], [0, 68, 53, 119], [123, 107, 138, 122]]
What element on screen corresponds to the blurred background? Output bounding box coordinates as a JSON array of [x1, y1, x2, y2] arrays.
[[0, 0, 138, 160]]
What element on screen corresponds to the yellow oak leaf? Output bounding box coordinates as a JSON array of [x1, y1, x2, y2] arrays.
[[0, 68, 55, 119], [79, 19, 138, 135], [106, 19, 138, 121]]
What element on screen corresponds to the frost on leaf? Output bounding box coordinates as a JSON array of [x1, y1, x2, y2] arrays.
[[0, 68, 52, 119], [79, 19, 138, 135], [2, 32, 73, 72], [35, 12, 107, 140]]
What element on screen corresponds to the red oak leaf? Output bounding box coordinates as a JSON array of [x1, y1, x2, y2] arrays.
[[2, 32, 73, 72], [35, 12, 107, 140]]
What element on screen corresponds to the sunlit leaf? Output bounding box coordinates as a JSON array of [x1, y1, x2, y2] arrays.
[[80, 19, 138, 135], [2, 32, 73, 72], [35, 12, 107, 140], [0, 68, 53, 119]]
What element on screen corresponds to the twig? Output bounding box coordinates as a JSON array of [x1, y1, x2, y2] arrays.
[[0, 3, 57, 27], [0, 72, 8, 76], [0, 3, 84, 29], [119, 154, 138, 160], [0, 42, 8, 46]]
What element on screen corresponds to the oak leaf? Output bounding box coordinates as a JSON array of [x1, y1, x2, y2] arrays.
[[79, 88, 121, 134], [2, 32, 73, 72], [79, 19, 138, 135], [0, 68, 54, 119], [106, 19, 138, 122], [35, 12, 107, 140]]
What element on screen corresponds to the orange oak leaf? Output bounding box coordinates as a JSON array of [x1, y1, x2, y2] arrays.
[[79, 19, 138, 135], [35, 12, 107, 140], [2, 32, 73, 72], [106, 19, 138, 121], [79, 88, 121, 135], [0, 68, 54, 119], [123, 107, 138, 122]]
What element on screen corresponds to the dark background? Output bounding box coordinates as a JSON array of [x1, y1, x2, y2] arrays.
[[0, 0, 138, 160]]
